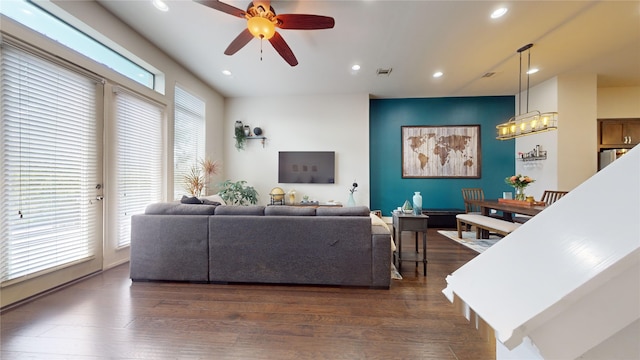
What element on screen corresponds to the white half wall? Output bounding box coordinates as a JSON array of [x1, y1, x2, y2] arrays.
[[223, 93, 370, 206]]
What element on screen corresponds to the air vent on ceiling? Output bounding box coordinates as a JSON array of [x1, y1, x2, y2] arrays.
[[376, 68, 392, 76]]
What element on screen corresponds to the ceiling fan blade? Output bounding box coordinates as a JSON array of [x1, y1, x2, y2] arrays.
[[224, 29, 254, 55], [275, 14, 335, 30], [194, 0, 246, 18], [269, 32, 298, 66]]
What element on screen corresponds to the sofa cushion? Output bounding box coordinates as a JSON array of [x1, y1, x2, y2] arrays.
[[316, 206, 370, 216], [264, 206, 316, 216], [214, 205, 265, 215], [145, 202, 217, 215]]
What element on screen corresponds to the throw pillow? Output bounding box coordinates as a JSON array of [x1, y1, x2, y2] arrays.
[[180, 195, 203, 204], [201, 199, 221, 206], [199, 194, 226, 206]]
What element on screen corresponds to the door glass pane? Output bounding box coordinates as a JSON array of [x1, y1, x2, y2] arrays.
[[0, 44, 100, 283]]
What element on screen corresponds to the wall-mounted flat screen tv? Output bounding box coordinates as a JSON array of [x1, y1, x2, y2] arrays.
[[278, 151, 335, 184]]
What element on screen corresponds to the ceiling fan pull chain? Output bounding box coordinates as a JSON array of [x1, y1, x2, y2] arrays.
[[260, 37, 264, 61]]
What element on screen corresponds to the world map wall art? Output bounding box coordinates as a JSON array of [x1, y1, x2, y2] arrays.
[[401, 125, 481, 178]]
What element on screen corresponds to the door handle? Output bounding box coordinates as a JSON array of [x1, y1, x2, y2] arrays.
[[90, 195, 104, 204]]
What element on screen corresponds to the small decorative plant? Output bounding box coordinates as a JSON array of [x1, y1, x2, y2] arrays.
[[234, 126, 247, 150], [217, 180, 258, 205], [184, 158, 220, 197]]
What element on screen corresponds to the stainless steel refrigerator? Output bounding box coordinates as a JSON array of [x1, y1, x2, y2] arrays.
[[599, 149, 629, 170]]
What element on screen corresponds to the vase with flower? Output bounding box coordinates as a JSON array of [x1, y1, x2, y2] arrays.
[[347, 181, 358, 207], [505, 174, 535, 201]]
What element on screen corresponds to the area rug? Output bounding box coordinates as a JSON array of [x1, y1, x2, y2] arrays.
[[437, 230, 501, 253]]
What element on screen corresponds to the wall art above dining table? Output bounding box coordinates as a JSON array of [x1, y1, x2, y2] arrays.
[[401, 125, 481, 178]]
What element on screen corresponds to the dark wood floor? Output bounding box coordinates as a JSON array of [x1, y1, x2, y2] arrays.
[[1, 229, 495, 359]]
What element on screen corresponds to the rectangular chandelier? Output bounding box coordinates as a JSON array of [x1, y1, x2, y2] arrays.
[[496, 111, 558, 140]]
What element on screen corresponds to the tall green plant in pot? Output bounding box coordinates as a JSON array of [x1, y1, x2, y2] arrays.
[[218, 180, 258, 205]]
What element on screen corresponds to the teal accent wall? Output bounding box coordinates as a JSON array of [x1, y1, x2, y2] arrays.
[[370, 96, 515, 215]]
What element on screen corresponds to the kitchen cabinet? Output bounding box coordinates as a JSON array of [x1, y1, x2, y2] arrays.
[[598, 119, 640, 149]]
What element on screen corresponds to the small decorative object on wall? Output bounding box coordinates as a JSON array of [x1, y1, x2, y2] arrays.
[[253, 127, 263, 136], [401, 125, 481, 178], [518, 145, 547, 161], [243, 125, 251, 137], [234, 121, 246, 150]]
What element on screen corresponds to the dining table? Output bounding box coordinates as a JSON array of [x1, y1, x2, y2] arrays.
[[464, 199, 547, 238], [465, 199, 547, 220]]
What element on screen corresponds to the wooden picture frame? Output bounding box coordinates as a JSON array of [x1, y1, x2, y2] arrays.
[[401, 125, 481, 178]]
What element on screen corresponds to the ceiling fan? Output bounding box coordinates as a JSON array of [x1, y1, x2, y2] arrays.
[[195, 0, 335, 66]]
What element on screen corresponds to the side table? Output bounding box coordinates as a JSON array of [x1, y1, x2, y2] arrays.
[[392, 212, 429, 276]]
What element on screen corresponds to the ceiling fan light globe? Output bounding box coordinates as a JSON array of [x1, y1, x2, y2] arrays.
[[248, 17, 276, 39]]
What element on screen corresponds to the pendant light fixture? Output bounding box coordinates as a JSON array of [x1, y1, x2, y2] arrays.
[[496, 43, 558, 140]]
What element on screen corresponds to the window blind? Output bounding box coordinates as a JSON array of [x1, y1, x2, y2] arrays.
[[114, 90, 163, 248], [173, 86, 205, 199], [0, 44, 99, 283]]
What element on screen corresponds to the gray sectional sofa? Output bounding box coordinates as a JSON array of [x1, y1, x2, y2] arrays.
[[130, 203, 391, 288]]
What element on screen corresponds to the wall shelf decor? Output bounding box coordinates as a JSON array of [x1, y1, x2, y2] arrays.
[[247, 136, 267, 147], [518, 154, 547, 162], [234, 121, 266, 149], [518, 145, 547, 161]]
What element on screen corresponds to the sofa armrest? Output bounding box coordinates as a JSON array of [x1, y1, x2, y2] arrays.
[[130, 214, 210, 282], [371, 225, 392, 289]]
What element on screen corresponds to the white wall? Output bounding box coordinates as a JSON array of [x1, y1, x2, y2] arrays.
[[515, 78, 559, 199], [516, 74, 603, 198], [223, 93, 370, 206], [597, 86, 640, 118], [557, 73, 598, 190]]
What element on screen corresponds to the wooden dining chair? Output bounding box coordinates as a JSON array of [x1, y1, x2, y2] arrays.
[[513, 190, 569, 223], [460, 188, 485, 231], [540, 190, 569, 205], [461, 188, 485, 214]]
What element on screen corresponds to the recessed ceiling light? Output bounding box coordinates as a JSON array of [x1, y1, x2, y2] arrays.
[[491, 7, 508, 19], [351, 64, 361, 71], [222, 70, 232, 76], [152, 0, 169, 12], [527, 68, 539, 75], [433, 71, 443, 78]]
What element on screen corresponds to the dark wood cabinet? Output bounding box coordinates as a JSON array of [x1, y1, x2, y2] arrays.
[[598, 119, 640, 149]]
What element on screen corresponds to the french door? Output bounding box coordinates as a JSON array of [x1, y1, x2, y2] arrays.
[[0, 43, 104, 307]]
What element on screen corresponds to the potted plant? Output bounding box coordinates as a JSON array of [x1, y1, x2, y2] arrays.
[[234, 126, 247, 150], [184, 158, 220, 197], [217, 180, 258, 205]]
